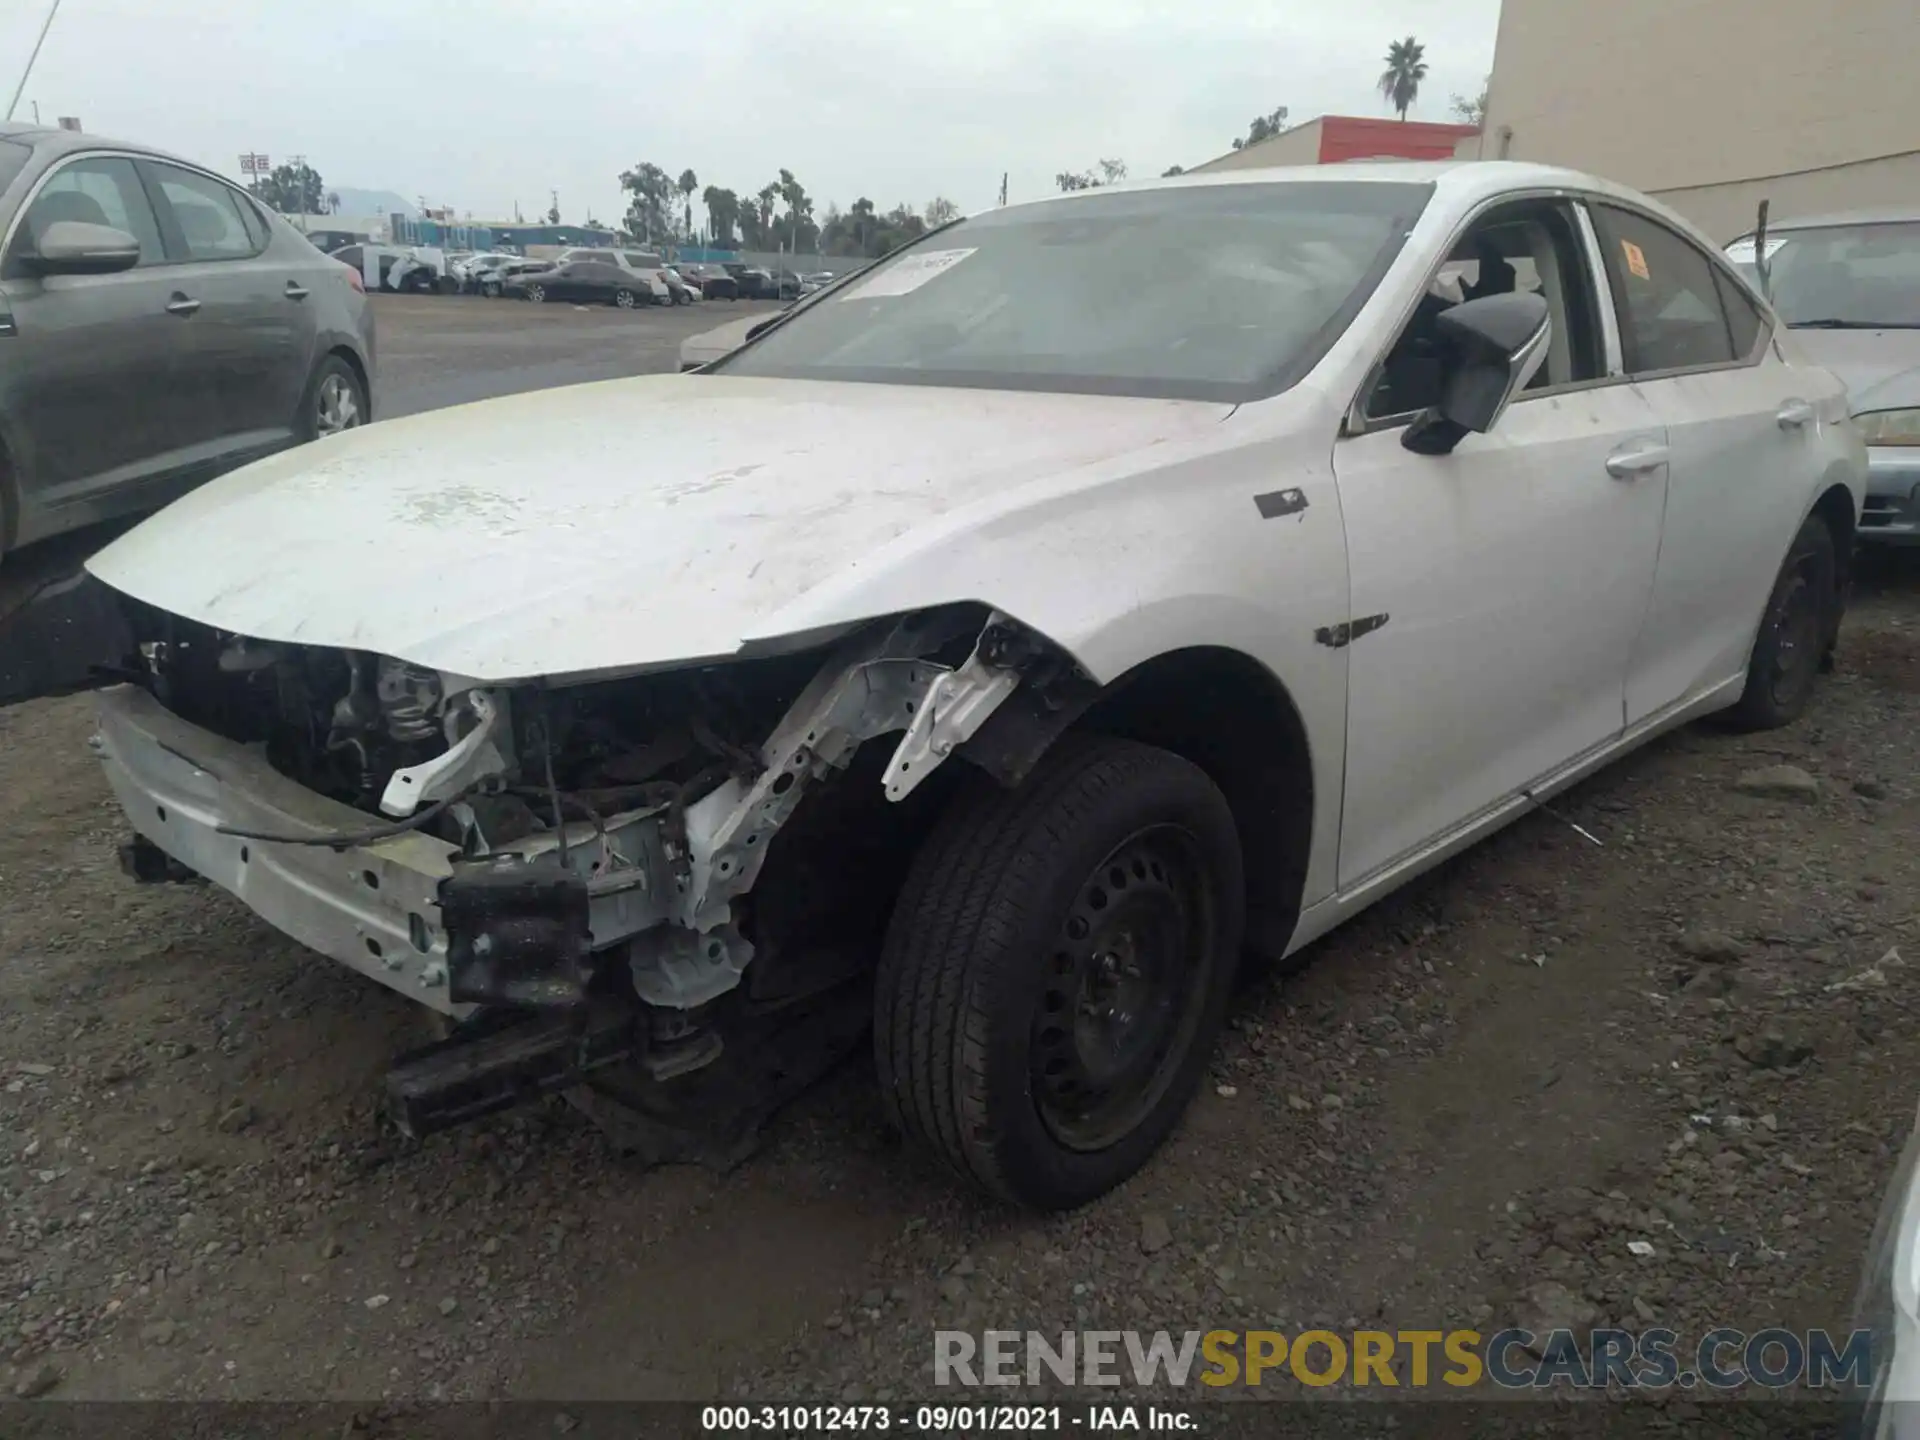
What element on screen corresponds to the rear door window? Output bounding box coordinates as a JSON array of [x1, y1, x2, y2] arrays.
[[144, 162, 262, 262], [1589, 203, 1738, 374], [7, 155, 166, 272]]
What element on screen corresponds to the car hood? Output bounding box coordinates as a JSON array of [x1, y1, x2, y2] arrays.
[[87, 374, 1230, 683], [1788, 327, 1920, 411]]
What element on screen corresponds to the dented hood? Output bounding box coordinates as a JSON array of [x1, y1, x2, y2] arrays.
[[88, 373, 1229, 681]]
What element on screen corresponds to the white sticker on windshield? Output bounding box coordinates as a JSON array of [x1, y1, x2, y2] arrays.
[[1726, 235, 1788, 263], [840, 248, 977, 299]]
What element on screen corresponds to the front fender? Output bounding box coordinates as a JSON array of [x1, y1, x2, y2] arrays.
[[746, 393, 1355, 908]]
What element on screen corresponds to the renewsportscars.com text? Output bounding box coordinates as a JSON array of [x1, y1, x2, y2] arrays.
[[933, 1328, 1872, 1390]]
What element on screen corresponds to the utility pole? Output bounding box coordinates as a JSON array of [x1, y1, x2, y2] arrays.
[[998, 173, 1008, 206], [6, 0, 64, 123]]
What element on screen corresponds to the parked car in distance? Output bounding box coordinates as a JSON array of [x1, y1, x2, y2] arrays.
[[0, 121, 375, 558], [40, 161, 1863, 1213], [477, 257, 548, 298], [331, 244, 448, 294], [554, 248, 673, 304], [726, 262, 777, 299], [454, 252, 522, 290], [1727, 208, 1920, 544], [680, 263, 739, 300], [503, 254, 650, 308], [661, 266, 701, 304]]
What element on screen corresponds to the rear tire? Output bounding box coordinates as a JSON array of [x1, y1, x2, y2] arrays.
[[525, 283, 546, 304], [1725, 512, 1837, 730], [298, 356, 367, 442], [614, 288, 637, 309], [874, 735, 1244, 1210]]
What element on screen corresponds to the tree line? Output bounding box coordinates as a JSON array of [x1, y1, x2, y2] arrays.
[[617, 162, 962, 258]]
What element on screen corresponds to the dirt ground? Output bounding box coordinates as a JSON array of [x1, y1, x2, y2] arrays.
[[0, 531, 1914, 1412]]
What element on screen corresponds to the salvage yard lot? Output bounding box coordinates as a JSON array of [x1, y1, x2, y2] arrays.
[[376, 292, 785, 420], [0, 291, 1915, 1414]]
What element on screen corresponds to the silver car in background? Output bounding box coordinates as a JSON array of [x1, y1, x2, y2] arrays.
[[0, 122, 375, 559], [1729, 208, 1920, 544]]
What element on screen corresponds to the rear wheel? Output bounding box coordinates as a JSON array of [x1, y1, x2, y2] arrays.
[[1725, 511, 1837, 730], [614, 288, 637, 309], [524, 283, 547, 303], [874, 735, 1244, 1210], [299, 356, 366, 441], [482, 280, 502, 298]]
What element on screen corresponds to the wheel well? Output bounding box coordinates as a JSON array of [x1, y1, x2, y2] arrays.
[[1072, 647, 1313, 964], [1812, 482, 1856, 647], [329, 346, 372, 421], [0, 431, 16, 553]]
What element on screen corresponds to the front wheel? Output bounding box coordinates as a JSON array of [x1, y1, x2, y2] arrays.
[[614, 288, 637, 309], [1724, 511, 1838, 730], [482, 280, 501, 298], [874, 735, 1244, 1210], [524, 283, 546, 303]]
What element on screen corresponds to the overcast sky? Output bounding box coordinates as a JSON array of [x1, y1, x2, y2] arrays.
[[4, 0, 1500, 227]]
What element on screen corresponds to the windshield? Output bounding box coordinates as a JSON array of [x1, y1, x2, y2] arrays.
[[717, 180, 1429, 401], [1729, 221, 1920, 327]]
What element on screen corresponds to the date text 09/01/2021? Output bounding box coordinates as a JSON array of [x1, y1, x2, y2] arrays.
[[701, 1405, 1192, 1432]]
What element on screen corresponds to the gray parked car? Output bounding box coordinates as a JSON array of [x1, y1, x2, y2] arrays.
[[0, 123, 375, 558], [1728, 207, 1920, 544]]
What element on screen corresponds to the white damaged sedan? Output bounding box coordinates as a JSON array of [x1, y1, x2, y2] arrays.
[[40, 162, 1864, 1209]]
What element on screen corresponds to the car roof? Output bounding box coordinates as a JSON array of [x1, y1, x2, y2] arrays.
[[1000, 159, 1665, 213], [986, 159, 1729, 256], [0, 121, 201, 170], [1738, 206, 1920, 234]]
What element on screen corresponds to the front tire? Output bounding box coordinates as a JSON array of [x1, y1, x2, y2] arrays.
[[524, 283, 546, 303], [1725, 511, 1837, 730], [874, 735, 1244, 1210], [614, 288, 637, 309]]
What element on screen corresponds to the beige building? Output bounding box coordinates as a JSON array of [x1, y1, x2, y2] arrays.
[[1470, 0, 1920, 240]]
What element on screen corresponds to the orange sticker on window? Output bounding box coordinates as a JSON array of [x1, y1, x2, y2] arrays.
[[1622, 239, 1650, 280]]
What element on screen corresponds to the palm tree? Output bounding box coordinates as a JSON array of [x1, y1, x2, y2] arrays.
[[677, 169, 697, 241], [1378, 36, 1428, 121]]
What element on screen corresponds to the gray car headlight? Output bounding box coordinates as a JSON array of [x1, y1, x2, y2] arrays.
[[1856, 409, 1920, 448]]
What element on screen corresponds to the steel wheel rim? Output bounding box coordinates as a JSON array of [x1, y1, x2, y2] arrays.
[[315, 374, 361, 436], [1768, 558, 1821, 709], [1030, 825, 1213, 1153]]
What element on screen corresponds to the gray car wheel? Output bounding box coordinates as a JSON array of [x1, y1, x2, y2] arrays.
[[525, 283, 547, 303], [300, 356, 367, 442], [614, 288, 637, 309]]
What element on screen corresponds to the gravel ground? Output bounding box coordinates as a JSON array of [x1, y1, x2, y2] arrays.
[[0, 507, 1913, 1413]]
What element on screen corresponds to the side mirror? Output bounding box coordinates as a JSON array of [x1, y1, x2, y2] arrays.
[[20, 221, 143, 276], [1402, 291, 1551, 456]]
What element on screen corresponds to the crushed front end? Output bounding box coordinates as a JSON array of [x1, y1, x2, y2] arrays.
[[89, 601, 1086, 1152]]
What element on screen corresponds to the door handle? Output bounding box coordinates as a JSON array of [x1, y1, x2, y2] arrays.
[[164, 294, 200, 317], [1604, 443, 1669, 479], [284, 281, 310, 301], [1776, 398, 1815, 429]]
